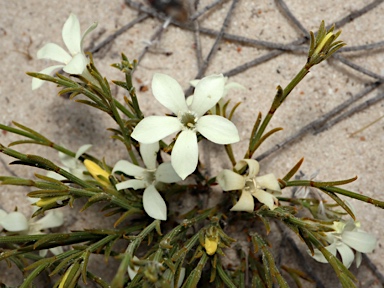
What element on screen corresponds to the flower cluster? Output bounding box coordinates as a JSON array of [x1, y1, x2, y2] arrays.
[[0, 203, 64, 256]]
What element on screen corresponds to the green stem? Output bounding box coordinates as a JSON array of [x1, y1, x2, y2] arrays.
[[248, 65, 309, 157]]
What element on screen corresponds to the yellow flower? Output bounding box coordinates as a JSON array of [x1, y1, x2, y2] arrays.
[[205, 235, 218, 255], [84, 159, 110, 187]]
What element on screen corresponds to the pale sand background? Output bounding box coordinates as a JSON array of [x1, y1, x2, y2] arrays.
[[0, 0, 383, 286]]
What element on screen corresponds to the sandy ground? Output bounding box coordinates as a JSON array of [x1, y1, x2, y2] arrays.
[[0, 0, 383, 287]]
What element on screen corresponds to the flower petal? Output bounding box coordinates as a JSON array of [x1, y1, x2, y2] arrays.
[[256, 173, 281, 194], [335, 242, 355, 268], [63, 52, 87, 74], [190, 74, 225, 116], [196, 115, 239, 144], [46, 171, 67, 181], [32, 65, 65, 90], [235, 159, 260, 178], [140, 142, 159, 170], [223, 82, 245, 96], [113, 160, 146, 178], [252, 189, 278, 210], [230, 191, 254, 212], [171, 130, 198, 180], [342, 231, 377, 253], [116, 179, 146, 190], [34, 210, 64, 230], [1, 212, 29, 232], [131, 116, 181, 143], [127, 256, 140, 280], [143, 185, 167, 220], [62, 13, 81, 55], [75, 144, 93, 160], [80, 22, 98, 51], [156, 162, 182, 183], [47, 246, 64, 256], [216, 169, 245, 191], [355, 251, 362, 268], [37, 43, 72, 63], [152, 73, 188, 114], [310, 243, 337, 263]]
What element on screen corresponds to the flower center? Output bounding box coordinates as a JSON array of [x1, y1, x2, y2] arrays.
[[179, 111, 198, 131], [244, 178, 257, 192], [141, 169, 156, 186]]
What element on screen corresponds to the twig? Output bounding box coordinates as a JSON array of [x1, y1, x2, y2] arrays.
[[136, 18, 171, 65], [332, 54, 384, 82], [275, 0, 309, 37], [256, 82, 382, 161], [314, 91, 384, 134], [362, 253, 384, 284], [190, 0, 228, 21], [195, 0, 238, 79], [90, 14, 148, 54]]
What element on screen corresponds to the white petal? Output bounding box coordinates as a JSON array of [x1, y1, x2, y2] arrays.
[[252, 189, 278, 210], [34, 210, 64, 230], [224, 82, 245, 96], [189, 79, 200, 87], [175, 267, 186, 288], [127, 256, 140, 280], [0, 209, 7, 220], [355, 252, 362, 268], [37, 43, 71, 63], [32, 65, 65, 90], [1, 212, 29, 232], [48, 246, 64, 256], [63, 53, 87, 74], [310, 243, 337, 263], [112, 160, 146, 177], [230, 191, 254, 212], [342, 231, 377, 253], [235, 159, 260, 178], [196, 115, 239, 144], [75, 144, 92, 159], [46, 171, 67, 181], [190, 74, 225, 116], [171, 130, 198, 180], [59, 152, 77, 169], [62, 13, 81, 55], [152, 73, 188, 114], [81, 22, 98, 51], [256, 174, 281, 194], [155, 162, 182, 183], [116, 179, 146, 190], [216, 169, 245, 191], [140, 142, 159, 170], [336, 242, 355, 268], [131, 116, 181, 143], [143, 185, 167, 220]]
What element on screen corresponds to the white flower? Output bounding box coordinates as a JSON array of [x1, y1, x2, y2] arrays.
[[32, 13, 97, 90], [310, 220, 376, 268], [131, 73, 240, 180], [0, 207, 64, 256], [112, 142, 181, 221], [217, 159, 281, 212], [189, 77, 245, 115], [47, 144, 92, 181]]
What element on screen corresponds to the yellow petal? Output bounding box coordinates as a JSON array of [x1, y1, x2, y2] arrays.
[[205, 236, 218, 255], [84, 159, 110, 186]]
